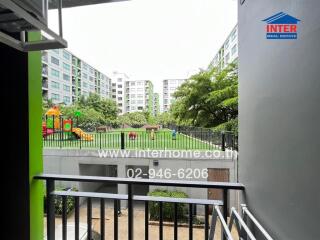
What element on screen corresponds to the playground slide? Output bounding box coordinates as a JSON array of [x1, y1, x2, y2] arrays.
[[72, 128, 94, 141]]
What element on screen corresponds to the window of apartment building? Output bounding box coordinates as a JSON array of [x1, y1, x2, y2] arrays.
[[170, 87, 176, 91], [63, 51, 70, 60], [231, 44, 237, 56], [130, 82, 135, 86], [137, 100, 143, 104], [63, 73, 70, 81], [51, 81, 60, 89], [90, 85, 94, 90], [118, 91, 122, 94], [131, 100, 136, 104], [51, 93, 60, 101], [63, 84, 70, 92], [224, 39, 230, 49], [137, 106, 143, 110], [225, 53, 230, 63], [137, 88, 143, 92], [63, 96, 70, 104], [83, 73, 88, 80], [131, 94, 136, 98], [52, 49, 59, 55], [63, 63, 70, 71], [137, 81, 143, 86], [112, 89, 116, 93], [118, 84, 123, 88], [83, 82, 88, 88], [51, 56, 59, 66], [90, 68, 94, 74], [117, 78, 122, 82], [83, 63, 88, 71], [89, 76, 94, 82], [231, 29, 237, 41], [131, 106, 136, 111], [137, 94, 143, 98], [164, 99, 168, 104], [83, 91, 89, 96], [51, 68, 60, 78]]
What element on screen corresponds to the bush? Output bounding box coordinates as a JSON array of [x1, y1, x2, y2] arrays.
[[148, 189, 188, 221], [44, 187, 77, 216]]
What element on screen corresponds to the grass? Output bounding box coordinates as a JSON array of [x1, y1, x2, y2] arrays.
[[43, 128, 217, 151]]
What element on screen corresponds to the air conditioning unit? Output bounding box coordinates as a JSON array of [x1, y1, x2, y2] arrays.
[[0, 0, 67, 51]]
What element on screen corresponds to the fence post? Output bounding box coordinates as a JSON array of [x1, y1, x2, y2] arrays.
[[46, 179, 55, 240], [221, 132, 225, 151], [99, 132, 102, 149], [121, 132, 125, 150]]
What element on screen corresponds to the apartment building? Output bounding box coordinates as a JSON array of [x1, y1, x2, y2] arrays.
[[153, 93, 160, 116], [111, 71, 129, 114], [208, 25, 238, 70], [162, 79, 186, 112], [124, 80, 155, 114], [42, 49, 112, 105]]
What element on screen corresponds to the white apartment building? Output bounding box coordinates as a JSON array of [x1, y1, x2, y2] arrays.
[[42, 49, 112, 105], [111, 72, 129, 114], [162, 79, 186, 112], [208, 25, 238, 70], [124, 80, 154, 114]]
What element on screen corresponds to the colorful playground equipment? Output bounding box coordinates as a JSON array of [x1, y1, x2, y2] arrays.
[[42, 106, 93, 141]]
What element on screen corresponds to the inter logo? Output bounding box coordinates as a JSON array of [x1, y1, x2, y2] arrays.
[[263, 12, 301, 40]]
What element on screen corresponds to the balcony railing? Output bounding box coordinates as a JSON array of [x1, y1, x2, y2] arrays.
[[35, 174, 246, 240]]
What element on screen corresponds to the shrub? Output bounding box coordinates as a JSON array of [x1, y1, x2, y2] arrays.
[[44, 187, 77, 216], [148, 189, 188, 221]]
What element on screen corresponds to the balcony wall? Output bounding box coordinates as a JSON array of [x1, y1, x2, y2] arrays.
[[239, 1, 320, 239]]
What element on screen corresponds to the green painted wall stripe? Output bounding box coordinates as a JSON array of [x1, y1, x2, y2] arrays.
[[28, 32, 44, 240]]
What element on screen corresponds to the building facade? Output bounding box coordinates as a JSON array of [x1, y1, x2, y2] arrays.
[[42, 49, 112, 105], [208, 25, 238, 70], [153, 93, 160, 116], [124, 80, 155, 114], [162, 79, 186, 112], [111, 72, 129, 114]]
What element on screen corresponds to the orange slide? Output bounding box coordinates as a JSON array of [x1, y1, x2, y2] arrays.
[[72, 128, 94, 141]]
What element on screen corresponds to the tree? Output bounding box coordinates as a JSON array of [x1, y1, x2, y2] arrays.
[[118, 112, 147, 128], [171, 63, 238, 131], [77, 93, 118, 121]]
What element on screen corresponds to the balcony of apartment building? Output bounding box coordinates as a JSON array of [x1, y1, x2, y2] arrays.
[[42, 64, 48, 76], [42, 77, 49, 89], [42, 51, 48, 63]]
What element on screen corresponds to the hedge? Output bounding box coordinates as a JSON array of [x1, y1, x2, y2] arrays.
[[148, 189, 188, 221], [44, 187, 77, 216]]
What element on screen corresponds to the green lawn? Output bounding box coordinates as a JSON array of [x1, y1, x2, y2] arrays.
[[43, 129, 217, 151]]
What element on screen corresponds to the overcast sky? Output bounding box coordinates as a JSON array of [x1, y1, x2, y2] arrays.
[[49, 0, 237, 95]]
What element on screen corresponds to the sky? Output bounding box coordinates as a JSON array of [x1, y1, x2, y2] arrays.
[[49, 0, 237, 97]]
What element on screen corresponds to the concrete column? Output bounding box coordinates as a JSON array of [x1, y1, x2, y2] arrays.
[[117, 164, 128, 209]]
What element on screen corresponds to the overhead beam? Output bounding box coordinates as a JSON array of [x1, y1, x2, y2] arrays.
[[49, 0, 129, 9]]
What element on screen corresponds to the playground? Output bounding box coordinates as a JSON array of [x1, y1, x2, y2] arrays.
[[42, 107, 221, 151]]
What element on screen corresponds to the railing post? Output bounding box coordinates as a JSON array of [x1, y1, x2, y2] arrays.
[[46, 179, 55, 240], [221, 132, 226, 151], [121, 132, 125, 150], [128, 184, 133, 240], [222, 189, 229, 240], [99, 132, 102, 149]]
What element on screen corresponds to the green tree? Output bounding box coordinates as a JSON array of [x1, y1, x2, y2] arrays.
[[171, 63, 238, 131], [118, 112, 147, 128], [77, 93, 117, 121]]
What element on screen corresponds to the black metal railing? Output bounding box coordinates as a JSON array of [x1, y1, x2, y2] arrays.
[[165, 124, 238, 151], [42, 117, 237, 151], [35, 174, 245, 240]]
